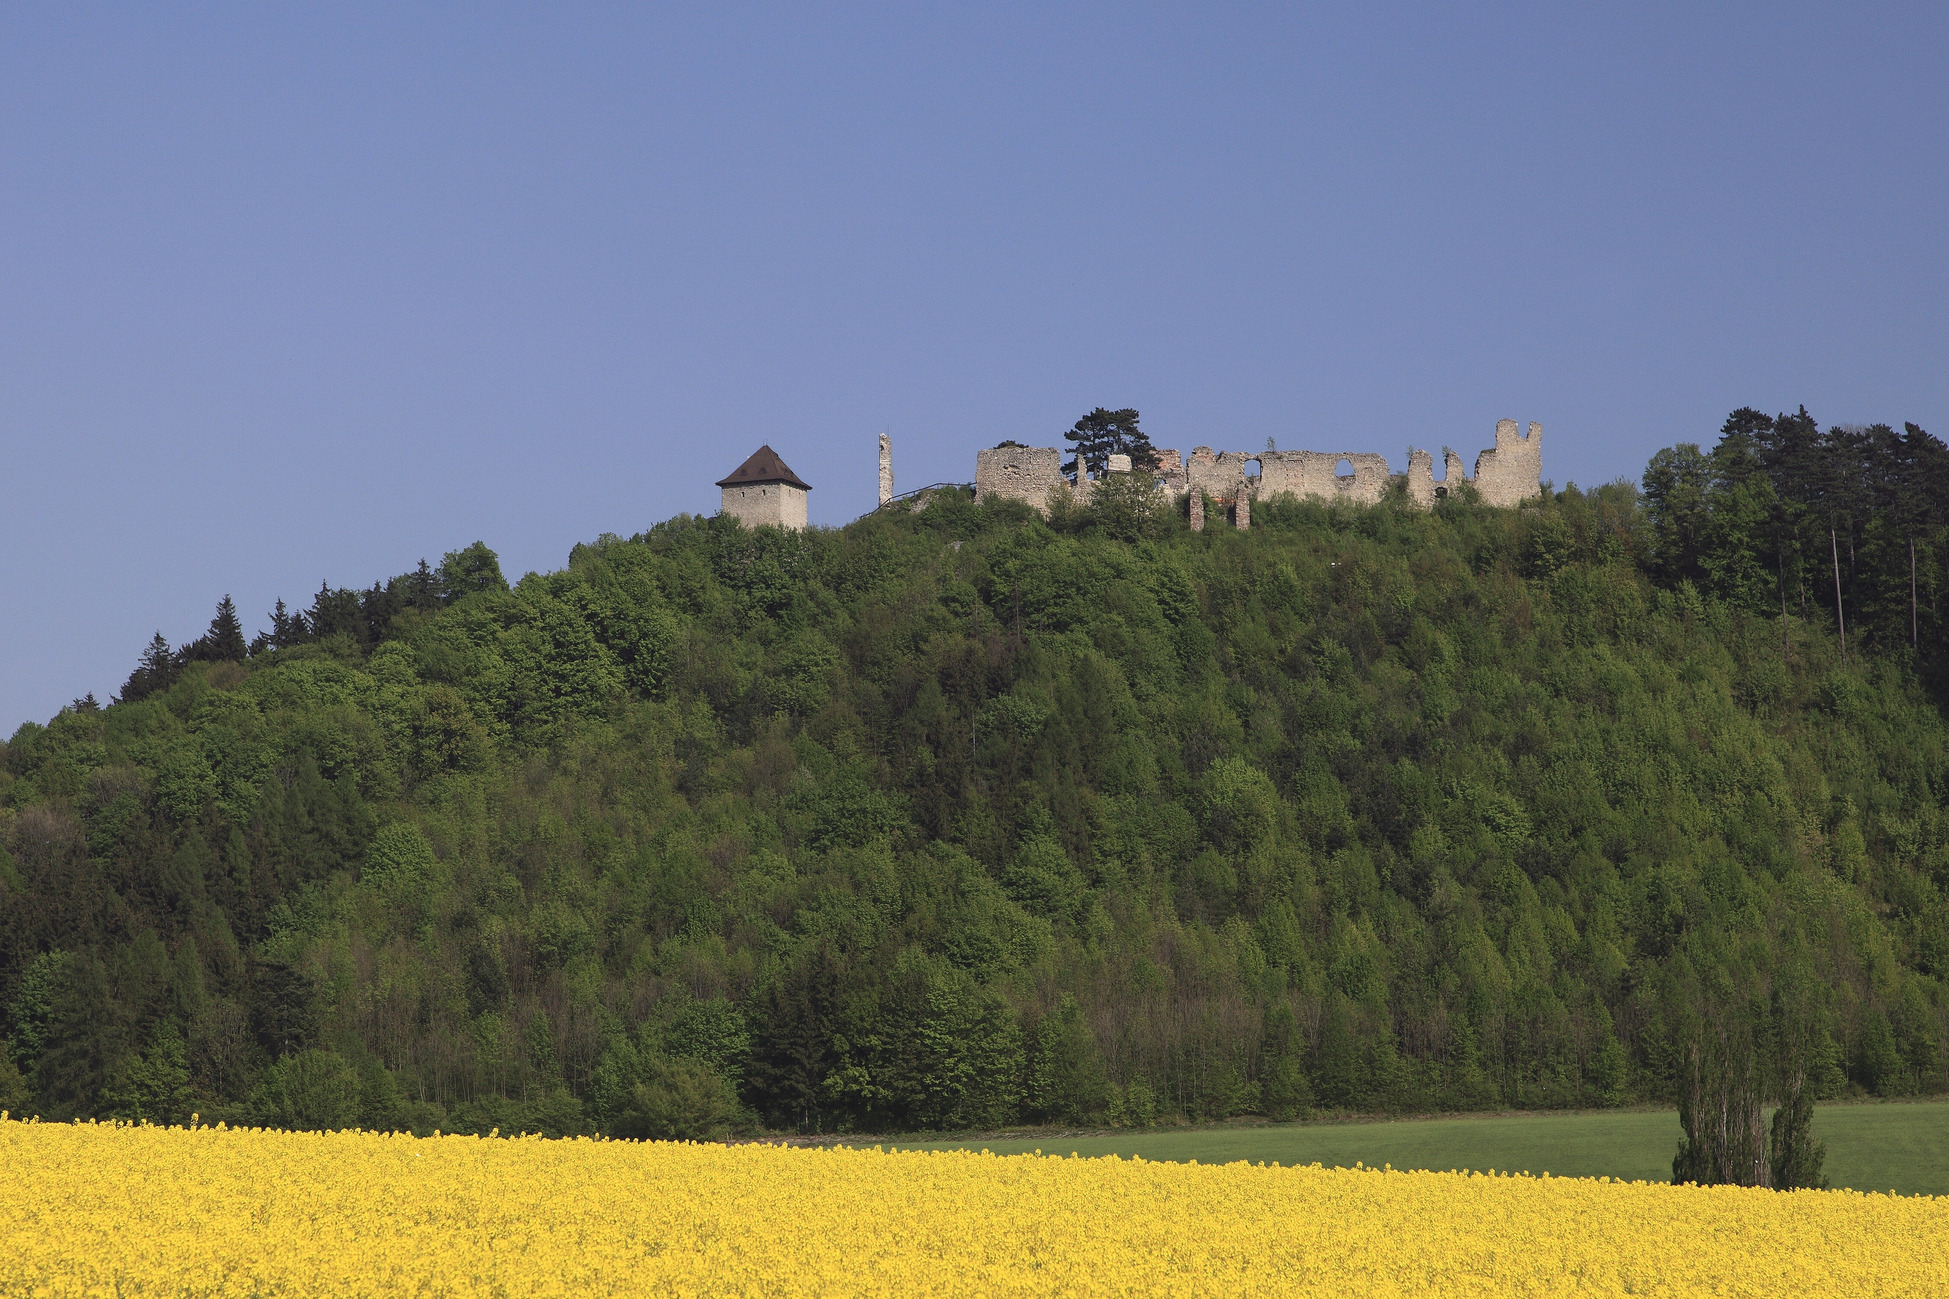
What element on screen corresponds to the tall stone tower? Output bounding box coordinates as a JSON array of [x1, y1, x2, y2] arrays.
[[717, 445, 811, 530], [879, 433, 893, 506]]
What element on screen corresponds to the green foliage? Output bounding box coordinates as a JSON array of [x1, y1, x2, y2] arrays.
[[594, 1037, 741, 1141], [102, 1023, 193, 1124], [5, 412, 1949, 1139], [5, 950, 69, 1077], [1027, 995, 1109, 1123], [1769, 1089, 1828, 1189], [439, 542, 509, 600], [248, 1050, 362, 1131], [0, 1041, 26, 1113]]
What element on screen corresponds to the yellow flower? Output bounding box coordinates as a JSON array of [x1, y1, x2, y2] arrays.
[[1, 1116, 1945, 1296]]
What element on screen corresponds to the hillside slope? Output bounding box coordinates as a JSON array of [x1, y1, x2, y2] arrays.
[[3, 474, 1946, 1135]]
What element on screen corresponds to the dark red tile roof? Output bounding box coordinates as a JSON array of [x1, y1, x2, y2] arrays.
[[716, 445, 811, 490]]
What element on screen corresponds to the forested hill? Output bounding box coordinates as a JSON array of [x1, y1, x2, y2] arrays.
[[5, 409, 1949, 1138]]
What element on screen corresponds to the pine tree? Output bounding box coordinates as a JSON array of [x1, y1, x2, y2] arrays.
[[118, 632, 178, 703], [31, 954, 130, 1119], [410, 559, 438, 609], [1062, 407, 1159, 480], [205, 595, 247, 661]]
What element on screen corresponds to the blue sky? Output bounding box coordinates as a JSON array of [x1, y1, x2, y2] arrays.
[[3, 3, 1944, 729]]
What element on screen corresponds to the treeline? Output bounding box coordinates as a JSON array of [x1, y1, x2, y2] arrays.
[[2, 407, 1947, 1142], [1643, 409, 1949, 661], [117, 542, 510, 704]]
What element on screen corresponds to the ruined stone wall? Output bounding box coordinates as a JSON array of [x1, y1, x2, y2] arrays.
[[1184, 447, 1245, 502], [1257, 451, 1391, 506], [974, 445, 1068, 516], [721, 482, 809, 530], [968, 417, 1540, 519], [1405, 448, 1439, 508], [1472, 420, 1543, 506], [1402, 422, 1543, 507], [1153, 449, 1190, 505]]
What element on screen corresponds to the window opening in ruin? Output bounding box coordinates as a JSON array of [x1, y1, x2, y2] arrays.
[[1243, 458, 1262, 481], [1335, 457, 1354, 479], [1430, 452, 1448, 482]]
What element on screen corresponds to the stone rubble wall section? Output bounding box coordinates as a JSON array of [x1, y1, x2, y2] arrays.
[[1403, 422, 1542, 508], [1258, 451, 1392, 506], [878, 433, 893, 506], [1184, 447, 1246, 503], [1471, 420, 1543, 507]]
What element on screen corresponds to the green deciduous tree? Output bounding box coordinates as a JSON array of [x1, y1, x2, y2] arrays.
[[102, 1023, 194, 1124], [249, 1049, 360, 1130]]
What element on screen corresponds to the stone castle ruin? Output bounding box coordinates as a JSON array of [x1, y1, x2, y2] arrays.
[[715, 417, 1540, 532], [972, 419, 1542, 526]]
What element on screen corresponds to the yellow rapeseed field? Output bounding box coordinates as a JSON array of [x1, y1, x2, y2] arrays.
[[2, 1115, 1945, 1297]]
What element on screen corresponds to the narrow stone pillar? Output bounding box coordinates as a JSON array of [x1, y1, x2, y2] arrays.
[[1235, 489, 1250, 530], [1189, 489, 1204, 532], [878, 433, 893, 506]]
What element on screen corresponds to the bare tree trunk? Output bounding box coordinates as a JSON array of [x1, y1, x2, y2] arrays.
[[1912, 536, 1919, 649], [1832, 529, 1847, 664]]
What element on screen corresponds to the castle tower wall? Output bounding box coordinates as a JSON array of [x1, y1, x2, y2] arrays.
[[878, 433, 893, 506], [716, 444, 812, 531], [721, 481, 809, 530], [974, 445, 1068, 516]]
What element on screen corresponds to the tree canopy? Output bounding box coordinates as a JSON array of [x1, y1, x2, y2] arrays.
[[3, 408, 1946, 1141]]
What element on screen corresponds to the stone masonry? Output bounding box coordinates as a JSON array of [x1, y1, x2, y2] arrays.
[[972, 419, 1542, 516], [718, 445, 811, 530], [973, 444, 1070, 515]]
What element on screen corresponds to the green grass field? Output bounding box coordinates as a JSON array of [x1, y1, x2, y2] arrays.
[[874, 1100, 1949, 1195]]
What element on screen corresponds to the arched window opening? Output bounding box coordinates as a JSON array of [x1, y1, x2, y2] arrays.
[[1335, 457, 1355, 479]]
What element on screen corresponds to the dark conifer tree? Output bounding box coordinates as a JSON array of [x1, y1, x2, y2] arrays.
[[409, 558, 439, 610], [118, 632, 177, 702], [31, 954, 130, 1121], [206, 596, 247, 662], [1062, 407, 1159, 480]]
